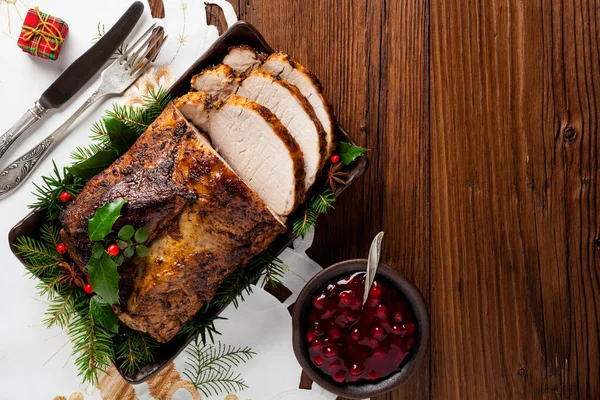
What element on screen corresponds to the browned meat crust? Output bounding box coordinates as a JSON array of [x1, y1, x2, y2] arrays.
[[115, 128, 285, 342], [59, 106, 197, 267]]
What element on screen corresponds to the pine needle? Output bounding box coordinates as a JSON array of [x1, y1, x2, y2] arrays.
[[183, 340, 254, 397], [116, 329, 159, 375]]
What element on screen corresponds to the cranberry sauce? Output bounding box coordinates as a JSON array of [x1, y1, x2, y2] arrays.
[[306, 272, 417, 384]]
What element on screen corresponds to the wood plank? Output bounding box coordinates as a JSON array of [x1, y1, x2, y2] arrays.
[[430, 0, 600, 398]]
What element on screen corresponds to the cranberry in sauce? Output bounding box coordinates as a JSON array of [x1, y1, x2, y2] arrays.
[[306, 272, 417, 383]]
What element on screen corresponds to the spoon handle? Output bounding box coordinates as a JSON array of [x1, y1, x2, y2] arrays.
[[363, 231, 385, 305]]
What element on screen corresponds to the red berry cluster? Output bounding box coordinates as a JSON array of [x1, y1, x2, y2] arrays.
[[307, 273, 417, 383]]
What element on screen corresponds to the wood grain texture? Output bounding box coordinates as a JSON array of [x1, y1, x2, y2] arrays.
[[148, 0, 600, 398]]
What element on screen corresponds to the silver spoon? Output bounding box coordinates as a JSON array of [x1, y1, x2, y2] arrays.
[[363, 231, 385, 305]]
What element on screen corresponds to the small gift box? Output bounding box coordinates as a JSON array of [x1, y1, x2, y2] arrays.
[[17, 7, 68, 60]]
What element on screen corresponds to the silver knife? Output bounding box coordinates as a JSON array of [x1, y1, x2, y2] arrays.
[[0, 1, 144, 162]]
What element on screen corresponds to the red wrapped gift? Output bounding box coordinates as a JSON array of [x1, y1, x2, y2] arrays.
[[17, 7, 68, 60]]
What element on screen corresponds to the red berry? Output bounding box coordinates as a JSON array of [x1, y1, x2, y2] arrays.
[[327, 360, 341, 373], [391, 324, 404, 335], [56, 243, 67, 254], [328, 326, 342, 340], [403, 322, 416, 336], [368, 371, 379, 380], [307, 331, 316, 343], [330, 154, 341, 164], [313, 321, 324, 336], [323, 346, 338, 358], [321, 308, 335, 320], [343, 310, 358, 322], [366, 296, 381, 308], [349, 363, 363, 376], [313, 355, 324, 366], [350, 296, 363, 310], [333, 371, 346, 383], [369, 284, 382, 298], [313, 294, 326, 310], [339, 291, 352, 306], [350, 328, 361, 341], [370, 324, 386, 341], [376, 304, 389, 319], [366, 338, 379, 349], [84, 283, 93, 294], [86, 275, 90, 282], [393, 311, 404, 322], [107, 244, 119, 257], [59, 191, 73, 203]]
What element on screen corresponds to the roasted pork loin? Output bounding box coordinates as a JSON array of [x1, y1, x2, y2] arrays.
[[61, 105, 285, 342]]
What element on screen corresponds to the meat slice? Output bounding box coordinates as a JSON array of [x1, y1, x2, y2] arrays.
[[175, 92, 305, 218], [222, 45, 264, 76], [116, 123, 285, 342], [262, 52, 336, 158], [191, 67, 327, 189], [190, 64, 238, 98], [60, 106, 196, 267]]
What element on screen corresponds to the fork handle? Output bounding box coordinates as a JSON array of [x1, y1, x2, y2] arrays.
[[0, 90, 105, 200], [0, 101, 48, 162]]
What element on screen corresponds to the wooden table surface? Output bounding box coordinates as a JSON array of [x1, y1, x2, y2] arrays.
[[151, 1, 599, 398]]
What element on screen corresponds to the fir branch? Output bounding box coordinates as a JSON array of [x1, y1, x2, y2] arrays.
[[70, 307, 114, 385], [70, 143, 108, 162], [293, 206, 317, 237], [183, 340, 254, 397], [143, 88, 171, 120], [43, 287, 85, 329], [39, 223, 62, 248], [310, 188, 335, 214], [116, 329, 159, 375], [292, 188, 336, 237], [179, 308, 225, 342], [29, 162, 85, 221], [14, 234, 61, 276], [106, 104, 149, 134]]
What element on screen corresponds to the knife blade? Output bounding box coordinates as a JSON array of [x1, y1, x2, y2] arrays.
[[39, 1, 144, 109], [0, 1, 144, 162]]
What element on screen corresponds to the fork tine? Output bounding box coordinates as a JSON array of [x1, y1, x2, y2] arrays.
[[127, 28, 163, 70], [129, 59, 153, 82], [117, 23, 157, 64], [131, 34, 167, 73]]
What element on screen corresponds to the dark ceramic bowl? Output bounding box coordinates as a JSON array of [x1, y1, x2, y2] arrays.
[[292, 259, 429, 399]]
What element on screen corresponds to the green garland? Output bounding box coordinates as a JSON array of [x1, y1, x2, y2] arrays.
[[15, 87, 366, 385]]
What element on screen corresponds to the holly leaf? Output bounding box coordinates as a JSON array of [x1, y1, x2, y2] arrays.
[[105, 118, 139, 156], [90, 295, 119, 333], [136, 245, 149, 257], [68, 150, 118, 180], [88, 199, 126, 242], [338, 141, 367, 165], [134, 227, 149, 243], [92, 242, 105, 259], [114, 254, 125, 266], [116, 240, 129, 250], [124, 246, 135, 258], [87, 252, 119, 305], [118, 225, 135, 241]]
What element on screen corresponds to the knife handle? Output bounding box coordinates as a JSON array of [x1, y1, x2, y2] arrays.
[[0, 90, 104, 200], [0, 102, 47, 162]]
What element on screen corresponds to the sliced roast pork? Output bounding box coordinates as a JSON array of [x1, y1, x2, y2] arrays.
[[262, 52, 336, 158], [116, 119, 285, 342], [175, 92, 305, 218], [191, 67, 327, 189], [190, 64, 238, 98], [222, 45, 264, 76]]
